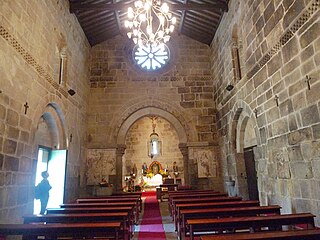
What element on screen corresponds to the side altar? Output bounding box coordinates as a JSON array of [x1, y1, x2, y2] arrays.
[[142, 161, 168, 187]]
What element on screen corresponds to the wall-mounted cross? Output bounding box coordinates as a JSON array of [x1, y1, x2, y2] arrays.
[[274, 95, 279, 107], [305, 75, 311, 90], [253, 108, 258, 118], [24, 102, 29, 114]]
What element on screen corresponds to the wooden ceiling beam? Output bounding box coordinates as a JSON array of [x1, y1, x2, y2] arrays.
[[70, 1, 228, 13], [178, 0, 188, 34]]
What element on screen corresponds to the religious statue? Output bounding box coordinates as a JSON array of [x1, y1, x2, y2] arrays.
[[152, 163, 159, 175], [131, 164, 137, 178], [173, 161, 179, 177], [142, 162, 148, 175]]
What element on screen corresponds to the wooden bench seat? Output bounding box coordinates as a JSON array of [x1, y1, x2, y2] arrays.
[[174, 200, 260, 230], [200, 229, 320, 240], [169, 192, 228, 214], [171, 196, 242, 217], [47, 206, 133, 214], [0, 222, 121, 240], [187, 213, 315, 240], [77, 194, 142, 211], [60, 202, 139, 224], [23, 212, 130, 240], [179, 205, 281, 239]]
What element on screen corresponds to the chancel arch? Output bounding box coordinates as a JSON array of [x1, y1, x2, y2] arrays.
[[115, 106, 191, 190]]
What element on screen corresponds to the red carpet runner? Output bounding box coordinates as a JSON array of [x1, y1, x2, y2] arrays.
[[138, 191, 166, 240]]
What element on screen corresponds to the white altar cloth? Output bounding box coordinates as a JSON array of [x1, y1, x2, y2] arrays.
[[143, 174, 163, 187]]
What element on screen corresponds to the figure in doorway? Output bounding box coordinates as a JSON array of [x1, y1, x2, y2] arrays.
[[36, 171, 52, 215]]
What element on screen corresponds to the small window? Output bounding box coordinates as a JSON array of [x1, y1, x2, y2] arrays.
[[133, 44, 170, 71]]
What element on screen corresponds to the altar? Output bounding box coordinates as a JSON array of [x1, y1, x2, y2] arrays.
[[141, 160, 166, 187], [143, 174, 163, 187]]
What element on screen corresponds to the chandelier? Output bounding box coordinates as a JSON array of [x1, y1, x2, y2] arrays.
[[125, 0, 177, 47]]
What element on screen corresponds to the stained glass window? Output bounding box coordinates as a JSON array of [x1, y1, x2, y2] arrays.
[[133, 44, 170, 71]]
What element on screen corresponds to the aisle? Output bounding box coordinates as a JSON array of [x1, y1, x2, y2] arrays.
[[137, 191, 166, 240]]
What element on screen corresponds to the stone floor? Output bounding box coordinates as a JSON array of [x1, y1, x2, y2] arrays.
[[132, 195, 178, 240]]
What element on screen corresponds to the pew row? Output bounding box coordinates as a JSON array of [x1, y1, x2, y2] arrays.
[[0, 222, 121, 240], [200, 229, 320, 240], [179, 205, 281, 239], [23, 212, 130, 240], [186, 213, 315, 240], [174, 200, 260, 231]]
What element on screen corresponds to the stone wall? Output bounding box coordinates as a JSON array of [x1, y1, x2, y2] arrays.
[[211, 0, 320, 224], [0, 0, 90, 223], [87, 34, 222, 190]]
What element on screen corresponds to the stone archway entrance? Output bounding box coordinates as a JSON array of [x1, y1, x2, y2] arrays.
[[229, 101, 259, 200], [33, 103, 68, 213]]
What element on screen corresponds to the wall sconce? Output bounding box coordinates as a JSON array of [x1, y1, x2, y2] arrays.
[[226, 84, 234, 91], [68, 89, 76, 96]]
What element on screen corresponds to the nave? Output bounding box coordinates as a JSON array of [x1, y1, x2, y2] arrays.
[[2, 188, 320, 239]]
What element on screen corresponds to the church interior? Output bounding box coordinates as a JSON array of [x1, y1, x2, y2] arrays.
[[1, 0, 320, 238]]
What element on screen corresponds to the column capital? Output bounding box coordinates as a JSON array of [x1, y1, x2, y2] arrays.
[[116, 144, 126, 156], [179, 143, 188, 156]]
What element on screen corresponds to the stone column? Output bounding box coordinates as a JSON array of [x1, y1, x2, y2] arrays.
[[179, 143, 190, 185], [115, 144, 126, 192]]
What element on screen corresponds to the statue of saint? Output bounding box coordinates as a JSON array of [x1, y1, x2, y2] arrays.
[[142, 162, 148, 175]]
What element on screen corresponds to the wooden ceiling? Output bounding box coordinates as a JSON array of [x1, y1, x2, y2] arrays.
[[69, 0, 228, 46]]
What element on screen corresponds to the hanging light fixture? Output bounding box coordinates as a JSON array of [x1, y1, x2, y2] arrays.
[[125, 0, 177, 48]]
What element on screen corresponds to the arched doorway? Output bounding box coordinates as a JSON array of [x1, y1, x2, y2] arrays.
[[33, 103, 68, 214], [230, 102, 259, 200]]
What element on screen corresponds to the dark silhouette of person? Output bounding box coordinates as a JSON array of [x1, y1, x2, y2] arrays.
[[37, 171, 52, 214]]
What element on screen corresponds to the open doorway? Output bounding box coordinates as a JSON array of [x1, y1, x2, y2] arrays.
[[34, 146, 67, 214]]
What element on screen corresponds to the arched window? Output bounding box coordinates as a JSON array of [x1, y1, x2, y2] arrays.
[[231, 25, 242, 81]]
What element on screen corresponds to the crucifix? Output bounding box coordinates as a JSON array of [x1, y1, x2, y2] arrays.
[[24, 102, 29, 114], [305, 75, 311, 90], [274, 95, 279, 107], [253, 108, 258, 118]]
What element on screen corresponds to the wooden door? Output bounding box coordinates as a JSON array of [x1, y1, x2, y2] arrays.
[[244, 147, 259, 200]]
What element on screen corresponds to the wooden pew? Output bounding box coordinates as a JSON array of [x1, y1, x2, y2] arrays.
[[179, 205, 281, 239], [77, 193, 142, 211], [174, 200, 260, 230], [47, 206, 133, 214], [23, 212, 130, 240], [186, 213, 316, 240], [0, 222, 121, 240], [60, 202, 139, 224], [171, 196, 242, 218], [200, 229, 320, 239], [159, 183, 178, 201], [169, 193, 229, 216]]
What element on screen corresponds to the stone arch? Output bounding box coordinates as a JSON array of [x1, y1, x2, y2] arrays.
[[228, 100, 260, 199], [112, 100, 194, 190], [32, 95, 68, 159], [109, 96, 197, 144], [116, 107, 188, 145]]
